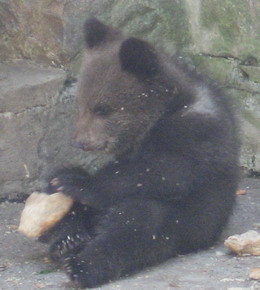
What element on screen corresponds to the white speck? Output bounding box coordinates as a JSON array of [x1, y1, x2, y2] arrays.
[[115, 171, 120, 174], [80, 188, 84, 191], [161, 177, 166, 181], [23, 164, 30, 178], [146, 168, 151, 172], [165, 237, 170, 240], [184, 105, 188, 109], [152, 235, 156, 240], [137, 183, 143, 187], [176, 220, 179, 223], [120, 107, 125, 111]]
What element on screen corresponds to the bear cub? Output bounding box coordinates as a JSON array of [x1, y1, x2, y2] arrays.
[[43, 18, 240, 288]]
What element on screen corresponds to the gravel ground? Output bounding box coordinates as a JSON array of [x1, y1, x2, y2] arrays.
[[0, 178, 259, 290]]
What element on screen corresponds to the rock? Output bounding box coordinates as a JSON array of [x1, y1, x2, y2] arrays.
[[0, 0, 115, 73], [192, 55, 234, 85], [1, 1, 258, 69], [0, 63, 66, 199], [227, 89, 260, 174], [249, 267, 260, 280], [0, 62, 66, 113], [240, 66, 260, 84], [224, 230, 260, 256], [18, 192, 73, 238], [236, 189, 247, 195]]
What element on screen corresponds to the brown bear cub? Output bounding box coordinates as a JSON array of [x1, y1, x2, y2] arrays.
[[43, 18, 240, 288]]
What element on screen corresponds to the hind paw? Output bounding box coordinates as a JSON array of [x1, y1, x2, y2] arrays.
[[62, 255, 95, 288], [50, 233, 87, 261]]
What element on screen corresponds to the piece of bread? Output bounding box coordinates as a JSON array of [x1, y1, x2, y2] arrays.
[[18, 192, 73, 238]]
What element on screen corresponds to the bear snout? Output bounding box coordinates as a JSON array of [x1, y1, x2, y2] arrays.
[[71, 140, 89, 151], [71, 135, 109, 152]]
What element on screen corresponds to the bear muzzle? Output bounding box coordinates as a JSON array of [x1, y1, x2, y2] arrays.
[[71, 137, 110, 152]]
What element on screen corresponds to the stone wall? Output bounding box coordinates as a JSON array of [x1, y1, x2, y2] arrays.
[[0, 0, 259, 198]]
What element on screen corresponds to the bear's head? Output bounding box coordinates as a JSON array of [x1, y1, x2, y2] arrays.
[[73, 18, 177, 156]]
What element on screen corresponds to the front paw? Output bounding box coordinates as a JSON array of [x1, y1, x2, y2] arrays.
[[47, 170, 89, 200]]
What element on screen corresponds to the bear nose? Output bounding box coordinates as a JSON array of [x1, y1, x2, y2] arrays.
[[71, 140, 88, 151], [71, 139, 99, 151]]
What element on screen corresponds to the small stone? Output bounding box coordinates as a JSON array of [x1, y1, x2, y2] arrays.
[[224, 230, 260, 256], [42, 257, 51, 264], [236, 189, 247, 195], [0, 265, 7, 272], [35, 282, 46, 289], [249, 267, 260, 280], [215, 251, 225, 256]]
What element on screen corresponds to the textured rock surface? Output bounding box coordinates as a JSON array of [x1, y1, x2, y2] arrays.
[[0, 0, 259, 198], [0, 0, 114, 72], [1, 0, 259, 72], [0, 62, 66, 199]]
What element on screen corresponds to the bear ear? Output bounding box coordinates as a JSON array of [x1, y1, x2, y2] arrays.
[[84, 18, 111, 48], [119, 37, 160, 78]]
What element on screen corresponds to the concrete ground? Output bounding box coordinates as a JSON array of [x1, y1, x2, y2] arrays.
[[0, 178, 259, 290]]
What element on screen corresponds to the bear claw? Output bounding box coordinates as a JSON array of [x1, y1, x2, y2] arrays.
[[50, 177, 60, 187], [50, 233, 87, 261]]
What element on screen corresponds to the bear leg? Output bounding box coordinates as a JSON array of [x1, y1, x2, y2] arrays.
[[61, 199, 179, 288]]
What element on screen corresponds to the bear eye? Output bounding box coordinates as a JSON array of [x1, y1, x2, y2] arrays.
[[93, 104, 113, 117]]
